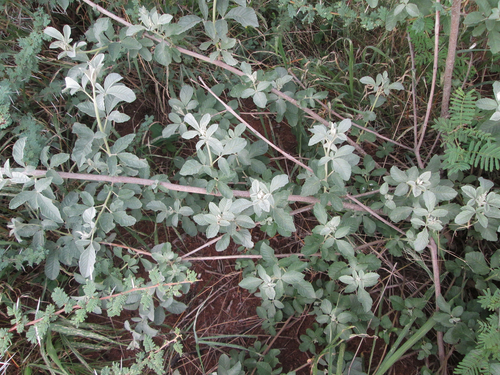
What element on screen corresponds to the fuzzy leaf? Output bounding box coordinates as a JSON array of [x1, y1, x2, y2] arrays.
[[45, 251, 60, 280], [117, 153, 148, 168], [270, 174, 288, 192], [154, 41, 172, 66], [253, 91, 267, 108], [313, 203, 328, 225], [295, 279, 316, 298], [13, 137, 27, 167], [239, 277, 262, 290], [113, 211, 136, 226], [37, 193, 63, 223], [301, 176, 321, 196], [180, 159, 202, 175], [225, 6, 259, 28], [413, 228, 429, 252], [50, 153, 70, 169], [389, 206, 413, 222], [281, 271, 304, 285], [465, 251, 490, 275], [176, 15, 202, 34], [79, 243, 96, 279], [273, 208, 296, 233]]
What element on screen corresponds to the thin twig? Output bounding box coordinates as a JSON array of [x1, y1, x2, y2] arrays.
[[345, 194, 406, 235], [180, 236, 223, 259], [198, 77, 313, 173], [103, 240, 388, 262], [288, 70, 413, 152], [407, 33, 420, 154]]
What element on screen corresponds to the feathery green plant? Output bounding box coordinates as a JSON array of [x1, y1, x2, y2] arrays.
[[433, 87, 500, 173]]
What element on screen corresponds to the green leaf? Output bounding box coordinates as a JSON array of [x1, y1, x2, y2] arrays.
[[282, 271, 304, 284], [176, 15, 202, 34], [430, 185, 457, 201], [331, 158, 351, 180], [239, 277, 262, 290], [363, 216, 376, 234], [336, 239, 354, 258], [216, 233, 231, 251], [122, 37, 142, 51], [295, 279, 316, 298], [405, 3, 420, 17], [360, 76, 376, 86], [218, 181, 233, 199], [301, 175, 321, 196], [413, 228, 429, 252], [45, 251, 60, 280], [260, 243, 277, 263], [222, 137, 247, 155], [198, 0, 209, 19], [270, 174, 288, 192], [273, 208, 296, 233], [126, 25, 146, 36], [72, 123, 97, 167], [357, 289, 373, 312], [79, 243, 96, 279], [49, 153, 70, 169], [113, 211, 136, 226], [236, 215, 255, 228], [455, 209, 475, 225], [107, 85, 136, 103], [464, 11, 484, 25], [389, 206, 413, 222], [313, 203, 328, 225], [390, 166, 407, 183], [99, 212, 115, 233], [253, 91, 267, 108], [117, 153, 148, 168], [52, 288, 69, 308], [488, 30, 500, 54], [13, 137, 27, 167], [9, 191, 35, 209], [476, 98, 498, 111], [154, 41, 172, 66], [36, 193, 63, 223], [35, 178, 52, 193], [465, 251, 490, 275], [111, 134, 135, 154], [436, 295, 451, 314], [225, 6, 259, 28], [179, 159, 202, 175]]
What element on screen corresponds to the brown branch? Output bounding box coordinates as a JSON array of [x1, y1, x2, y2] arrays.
[[441, 0, 462, 119], [23, 169, 379, 214]]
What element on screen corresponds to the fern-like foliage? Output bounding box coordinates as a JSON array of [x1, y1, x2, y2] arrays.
[[455, 289, 500, 375], [455, 349, 489, 375], [434, 88, 500, 173]]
